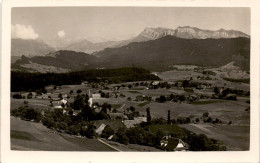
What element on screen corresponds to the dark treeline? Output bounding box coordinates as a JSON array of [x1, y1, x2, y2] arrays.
[[11, 67, 160, 92]]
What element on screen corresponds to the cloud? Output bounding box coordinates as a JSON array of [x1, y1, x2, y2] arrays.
[[57, 30, 66, 38], [11, 24, 39, 40]]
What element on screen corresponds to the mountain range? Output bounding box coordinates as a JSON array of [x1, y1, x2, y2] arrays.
[[11, 26, 250, 57], [13, 36, 250, 72], [11, 38, 56, 57]]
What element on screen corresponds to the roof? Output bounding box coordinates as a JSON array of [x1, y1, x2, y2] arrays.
[[160, 137, 188, 151], [95, 123, 106, 135], [165, 138, 180, 150]]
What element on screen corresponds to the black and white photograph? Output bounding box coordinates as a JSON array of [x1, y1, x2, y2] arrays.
[[1, 0, 260, 163]]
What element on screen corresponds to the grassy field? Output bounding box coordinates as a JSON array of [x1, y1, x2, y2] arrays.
[[11, 116, 116, 151], [132, 99, 249, 126], [180, 124, 249, 151], [102, 139, 161, 151], [11, 99, 50, 111], [138, 102, 150, 107], [191, 100, 224, 105], [149, 124, 185, 136]]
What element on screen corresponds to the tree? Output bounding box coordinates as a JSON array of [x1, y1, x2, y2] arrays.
[[76, 89, 82, 94], [182, 80, 190, 88], [213, 87, 219, 94], [158, 95, 167, 103], [72, 95, 85, 110], [167, 110, 171, 124], [130, 106, 135, 112], [178, 95, 186, 102], [206, 117, 212, 123], [84, 94, 89, 105], [27, 92, 33, 99], [97, 111, 109, 120], [186, 117, 191, 123], [155, 129, 165, 145], [115, 127, 129, 145], [84, 124, 96, 138], [101, 92, 106, 98], [146, 107, 151, 124], [13, 93, 22, 99], [203, 112, 209, 118]]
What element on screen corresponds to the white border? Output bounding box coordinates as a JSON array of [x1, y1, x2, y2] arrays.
[[1, 0, 260, 163]]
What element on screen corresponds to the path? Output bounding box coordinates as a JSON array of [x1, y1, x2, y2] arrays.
[[97, 138, 122, 152]]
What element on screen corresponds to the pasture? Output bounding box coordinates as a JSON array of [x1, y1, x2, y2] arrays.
[[11, 116, 116, 151], [180, 124, 249, 151]]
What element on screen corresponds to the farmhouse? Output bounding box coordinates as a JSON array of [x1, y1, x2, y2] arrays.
[[51, 98, 68, 109], [92, 93, 101, 99], [152, 81, 160, 86], [160, 136, 188, 151]]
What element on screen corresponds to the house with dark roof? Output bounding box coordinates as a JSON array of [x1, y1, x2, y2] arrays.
[[160, 136, 189, 151]]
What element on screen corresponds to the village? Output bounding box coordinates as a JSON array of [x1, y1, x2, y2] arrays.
[[11, 66, 250, 151]]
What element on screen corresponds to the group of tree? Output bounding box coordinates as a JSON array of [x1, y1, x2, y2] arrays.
[[213, 87, 249, 101], [11, 105, 42, 122], [11, 67, 160, 92], [155, 94, 186, 103], [125, 106, 140, 120], [202, 112, 222, 124]]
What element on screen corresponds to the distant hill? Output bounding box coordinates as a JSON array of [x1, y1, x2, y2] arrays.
[[11, 38, 56, 57], [64, 40, 116, 54], [13, 50, 98, 72], [96, 36, 250, 71]]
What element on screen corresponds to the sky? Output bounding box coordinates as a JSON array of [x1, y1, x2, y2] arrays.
[[11, 7, 250, 47]]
